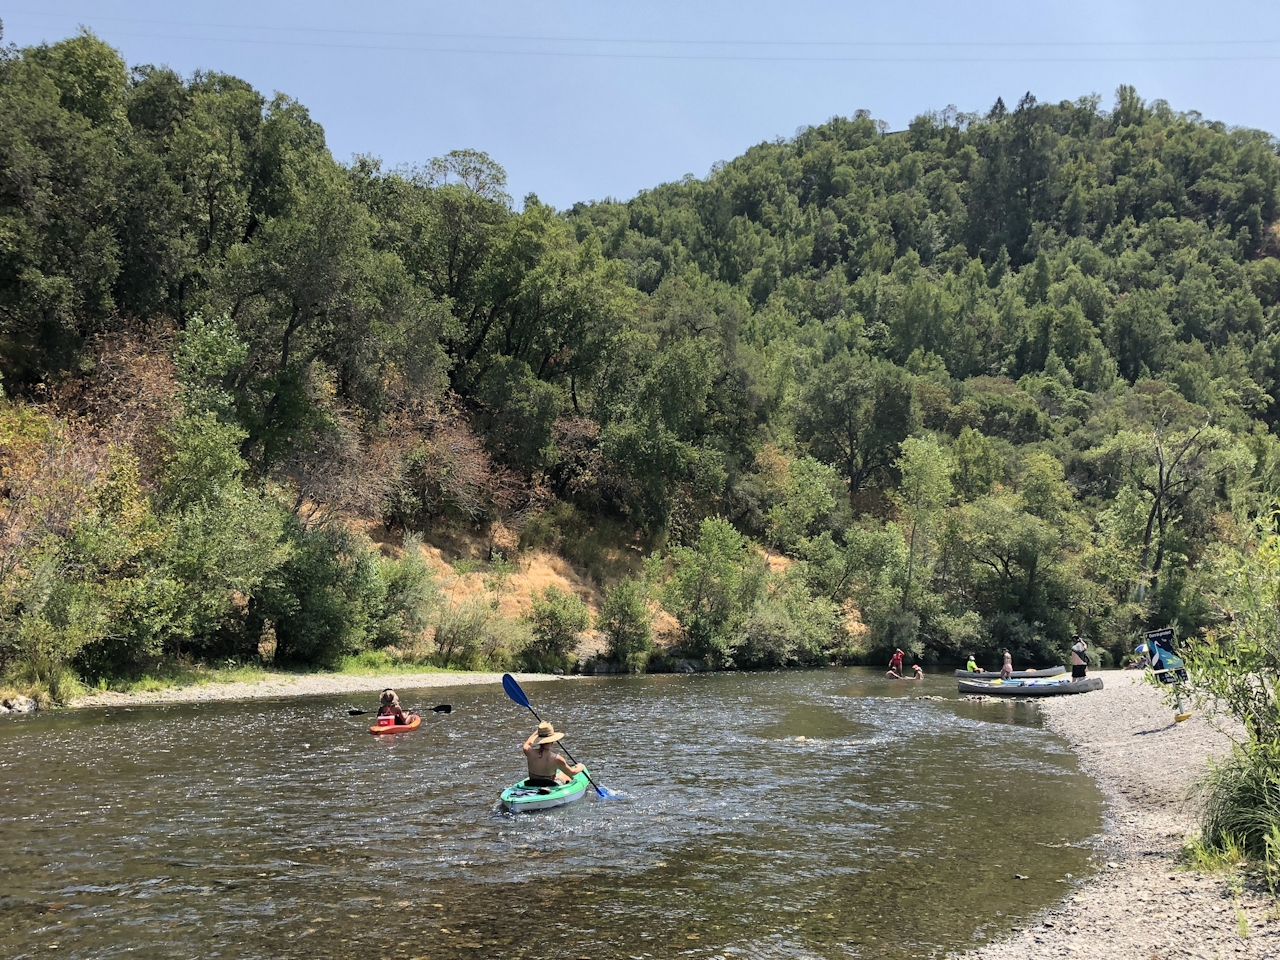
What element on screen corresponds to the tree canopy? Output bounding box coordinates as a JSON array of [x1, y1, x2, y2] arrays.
[[6, 27, 1280, 687]]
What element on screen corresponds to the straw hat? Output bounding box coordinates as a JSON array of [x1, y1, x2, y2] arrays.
[[532, 721, 565, 746]]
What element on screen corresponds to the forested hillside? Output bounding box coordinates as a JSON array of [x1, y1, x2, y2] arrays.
[[5, 26, 1280, 697]]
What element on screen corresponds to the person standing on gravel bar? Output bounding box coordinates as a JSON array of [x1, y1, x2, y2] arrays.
[[1000, 649, 1013, 680], [1071, 635, 1089, 679]]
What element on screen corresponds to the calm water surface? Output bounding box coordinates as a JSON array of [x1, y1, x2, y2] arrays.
[[0, 669, 1103, 959]]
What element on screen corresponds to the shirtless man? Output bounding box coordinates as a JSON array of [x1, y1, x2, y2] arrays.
[[522, 722, 584, 788]]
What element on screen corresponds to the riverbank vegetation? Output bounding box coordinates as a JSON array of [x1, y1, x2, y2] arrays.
[[5, 27, 1280, 715]]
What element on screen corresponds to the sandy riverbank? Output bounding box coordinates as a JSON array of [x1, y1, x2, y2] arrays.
[[962, 671, 1277, 960], [69, 669, 570, 709]]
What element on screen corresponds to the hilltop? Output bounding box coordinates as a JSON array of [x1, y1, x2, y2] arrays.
[[4, 28, 1280, 700]]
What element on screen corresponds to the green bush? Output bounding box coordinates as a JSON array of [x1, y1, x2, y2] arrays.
[[371, 533, 441, 648], [479, 615, 531, 671], [735, 582, 841, 669], [1198, 744, 1280, 869], [430, 599, 528, 670], [432, 599, 492, 670], [263, 524, 386, 667], [2, 554, 99, 702], [655, 516, 764, 668], [598, 577, 652, 672], [522, 586, 589, 673]]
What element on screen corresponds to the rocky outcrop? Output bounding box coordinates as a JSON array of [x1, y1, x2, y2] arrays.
[[2, 696, 38, 713]]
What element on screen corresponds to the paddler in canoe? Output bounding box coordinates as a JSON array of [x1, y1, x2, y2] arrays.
[[377, 689, 411, 725], [522, 721, 585, 787]]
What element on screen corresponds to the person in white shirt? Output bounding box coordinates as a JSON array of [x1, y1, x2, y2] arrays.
[[1070, 635, 1089, 679]]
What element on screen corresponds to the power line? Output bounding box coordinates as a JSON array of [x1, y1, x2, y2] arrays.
[[8, 9, 1280, 56], [13, 26, 1280, 64]]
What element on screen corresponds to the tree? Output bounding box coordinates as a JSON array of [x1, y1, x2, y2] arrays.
[[654, 517, 762, 667], [598, 577, 652, 672], [796, 353, 918, 506], [763, 455, 839, 556], [895, 436, 952, 610], [1092, 423, 1236, 597], [940, 494, 1071, 660], [523, 586, 589, 673], [950, 427, 1003, 500], [1105, 291, 1175, 383]]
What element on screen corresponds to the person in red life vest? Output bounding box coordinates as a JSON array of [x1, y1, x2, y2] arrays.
[[377, 688, 409, 725], [886, 648, 905, 678]]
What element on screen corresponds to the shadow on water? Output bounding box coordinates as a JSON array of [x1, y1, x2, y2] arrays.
[[0, 669, 1102, 959]]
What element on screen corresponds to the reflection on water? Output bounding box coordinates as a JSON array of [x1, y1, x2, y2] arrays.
[[0, 669, 1102, 959]]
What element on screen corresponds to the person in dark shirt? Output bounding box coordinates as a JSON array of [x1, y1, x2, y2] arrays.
[[1071, 636, 1089, 679]]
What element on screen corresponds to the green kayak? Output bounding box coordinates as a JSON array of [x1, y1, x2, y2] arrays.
[[500, 770, 590, 812]]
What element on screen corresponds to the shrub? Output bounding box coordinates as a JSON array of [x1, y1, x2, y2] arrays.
[[522, 586, 589, 673], [655, 516, 764, 668], [2, 554, 99, 702], [735, 582, 841, 669], [264, 524, 386, 667], [1198, 745, 1280, 868], [371, 533, 441, 648], [419, 600, 528, 671], [598, 577, 652, 672]]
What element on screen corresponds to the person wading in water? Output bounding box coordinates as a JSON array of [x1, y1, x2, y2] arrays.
[[887, 648, 905, 679], [522, 722, 584, 787]]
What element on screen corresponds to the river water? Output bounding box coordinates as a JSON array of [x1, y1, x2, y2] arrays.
[[0, 669, 1103, 960]]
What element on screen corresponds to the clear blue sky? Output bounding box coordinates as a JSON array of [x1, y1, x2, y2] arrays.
[[7, 2, 1280, 209]]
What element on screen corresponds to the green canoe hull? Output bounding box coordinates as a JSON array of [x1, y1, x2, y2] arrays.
[[500, 770, 590, 812]]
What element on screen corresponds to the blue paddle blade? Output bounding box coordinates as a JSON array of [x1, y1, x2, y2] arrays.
[[502, 673, 531, 709], [594, 785, 620, 800]]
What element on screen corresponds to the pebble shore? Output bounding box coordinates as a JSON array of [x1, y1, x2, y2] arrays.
[[962, 671, 1278, 960], [69, 669, 568, 708]]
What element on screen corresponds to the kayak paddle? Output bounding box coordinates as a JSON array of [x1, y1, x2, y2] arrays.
[[501, 673, 617, 799], [347, 704, 451, 716]]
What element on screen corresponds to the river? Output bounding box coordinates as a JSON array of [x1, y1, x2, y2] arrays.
[[0, 669, 1103, 959]]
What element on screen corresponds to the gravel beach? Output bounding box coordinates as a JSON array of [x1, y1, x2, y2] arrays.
[[69, 669, 569, 708], [962, 671, 1278, 960]]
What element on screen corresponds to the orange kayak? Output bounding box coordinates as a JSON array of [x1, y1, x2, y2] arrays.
[[368, 714, 421, 735]]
